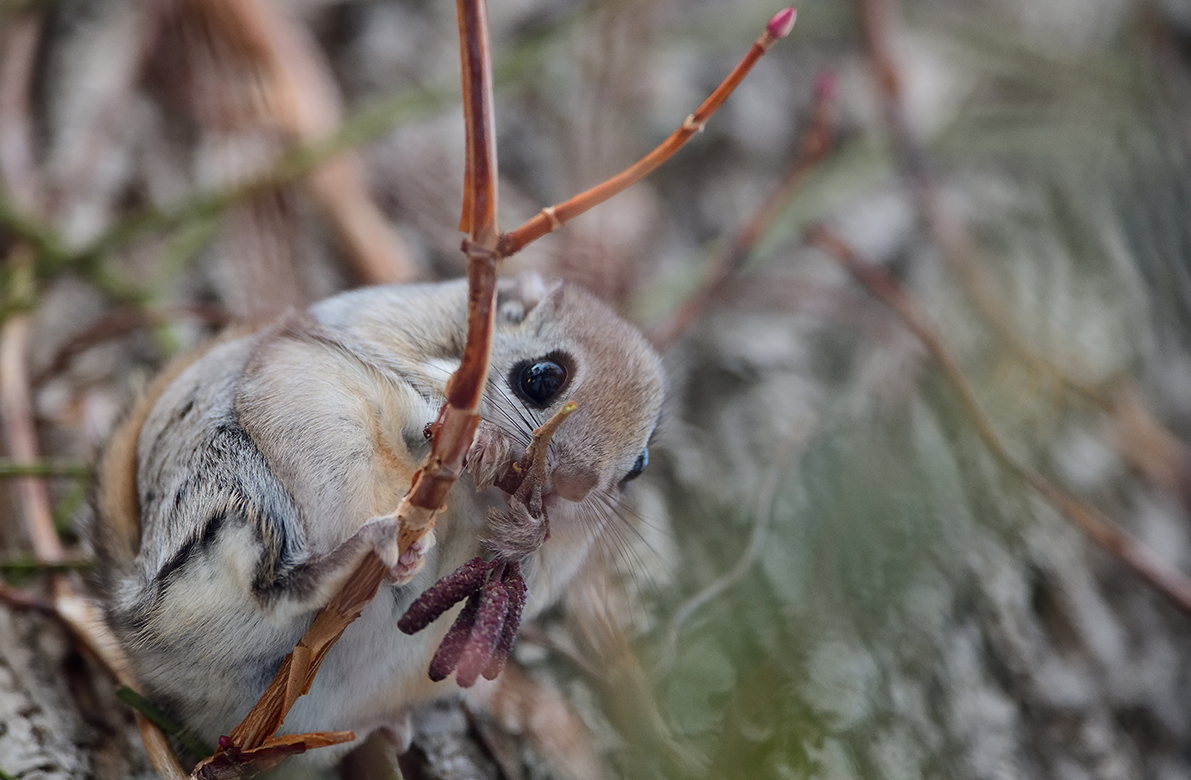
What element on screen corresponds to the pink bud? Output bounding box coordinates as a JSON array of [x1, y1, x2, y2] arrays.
[[767, 6, 797, 39]]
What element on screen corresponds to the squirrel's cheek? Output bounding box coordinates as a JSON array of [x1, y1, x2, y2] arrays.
[[550, 466, 599, 503]]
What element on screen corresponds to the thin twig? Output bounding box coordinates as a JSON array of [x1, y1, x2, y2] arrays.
[[807, 224, 1191, 615], [496, 7, 798, 258], [455, 0, 499, 246], [650, 69, 834, 350], [0, 312, 65, 565], [389, 0, 501, 556]]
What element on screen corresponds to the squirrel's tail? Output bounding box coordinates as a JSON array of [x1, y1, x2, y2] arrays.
[[84, 347, 213, 591]]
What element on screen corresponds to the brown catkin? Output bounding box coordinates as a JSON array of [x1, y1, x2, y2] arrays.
[[398, 556, 489, 635], [455, 578, 510, 687], [483, 562, 527, 680], [427, 588, 483, 681]]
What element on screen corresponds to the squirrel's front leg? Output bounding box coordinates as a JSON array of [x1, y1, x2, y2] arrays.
[[263, 517, 434, 623]]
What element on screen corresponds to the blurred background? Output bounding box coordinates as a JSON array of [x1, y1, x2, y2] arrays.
[[4, 0, 1191, 778]]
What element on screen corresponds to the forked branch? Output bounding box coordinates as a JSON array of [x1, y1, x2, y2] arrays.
[[196, 4, 797, 775]]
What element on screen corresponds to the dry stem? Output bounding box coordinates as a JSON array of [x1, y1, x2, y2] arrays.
[[398, 0, 504, 543], [455, 0, 499, 245], [807, 224, 1191, 615], [0, 312, 64, 565], [650, 70, 833, 350]]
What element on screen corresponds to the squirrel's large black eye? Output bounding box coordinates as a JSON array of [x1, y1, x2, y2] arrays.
[[515, 358, 568, 407], [623, 448, 648, 483]]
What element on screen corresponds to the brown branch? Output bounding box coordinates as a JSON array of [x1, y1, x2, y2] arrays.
[[496, 7, 798, 258], [396, 0, 502, 554], [455, 0, 499, 246], [0, 312, 64, 566], [650, 69, 834, 350], [394, 243, 496, 556], [806, 224, 1191, 615]]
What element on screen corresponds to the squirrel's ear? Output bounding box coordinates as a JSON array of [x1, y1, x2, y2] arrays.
[[497, 273, 563, 325]]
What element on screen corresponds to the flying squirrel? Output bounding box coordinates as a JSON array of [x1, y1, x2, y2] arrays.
[[86, 273, 665, 766]]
